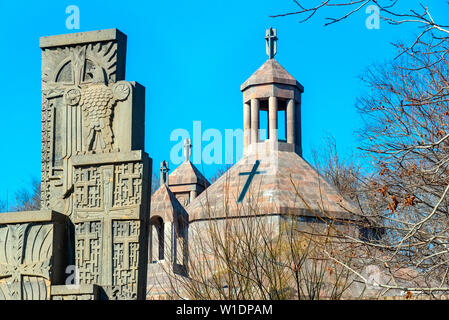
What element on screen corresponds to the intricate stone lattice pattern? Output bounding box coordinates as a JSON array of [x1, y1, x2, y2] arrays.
[[39, 30, 151, 300], [72, 157, 149, 299]]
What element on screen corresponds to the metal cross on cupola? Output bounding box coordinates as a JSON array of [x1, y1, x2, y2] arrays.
[[265, 27, 278, 59]]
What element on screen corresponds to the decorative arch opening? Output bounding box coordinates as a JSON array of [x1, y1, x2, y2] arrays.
[[278, 99, 287, 142], [149, 216, 164, 263]]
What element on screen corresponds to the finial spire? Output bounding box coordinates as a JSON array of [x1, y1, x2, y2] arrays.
[[184, 138, 192, 162], [265, 27, 277, 59], [160, 160, 170, 186]]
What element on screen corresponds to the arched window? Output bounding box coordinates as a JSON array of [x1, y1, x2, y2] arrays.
[[175, 217, 186, 266], [150, 216, 164, 263]]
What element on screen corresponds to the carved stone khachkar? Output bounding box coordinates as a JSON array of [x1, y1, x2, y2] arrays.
[[0, 29, 151, 300], [0, 211, 67, 300], [40, 29, 146, 215], [71, 151, 150, 299], [38, 29, 152, 300]]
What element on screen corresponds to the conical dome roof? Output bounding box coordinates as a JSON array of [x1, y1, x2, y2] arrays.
[[150, 183, 186, 222], [186, 147, 358, 222], [168, 161, 210, 188], [240, 59, 304, 92]]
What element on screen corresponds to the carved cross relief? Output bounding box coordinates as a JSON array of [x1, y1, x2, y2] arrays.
[[39, 31, 150, 300], [41, 41, 133, 214], [73, 163, 142, 299]]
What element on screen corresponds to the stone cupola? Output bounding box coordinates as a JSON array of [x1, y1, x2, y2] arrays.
[[168, 138, 210, 207], [240, 27, 304, 156]]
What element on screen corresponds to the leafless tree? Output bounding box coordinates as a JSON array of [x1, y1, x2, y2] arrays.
[[304, 37, 449, 297], [210, 164, 233, 184], [153, 172, 364, 300], [312, 136, 362, 201], [270, 0, 449, 298], [12, 178, 41, 212], [351, 36, 449, 294], [311, 136, 387, 240], [271, 0, 449, 52], [152, 171, 161, 196]]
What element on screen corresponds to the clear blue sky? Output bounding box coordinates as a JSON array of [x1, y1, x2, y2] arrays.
[[0, 0, 447, 205]]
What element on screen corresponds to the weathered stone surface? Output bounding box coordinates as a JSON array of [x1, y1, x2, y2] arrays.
[[149, 181, 188, 274], [40, 29, 145, 216], [146, 28, 363, 299], [186, 144, 359, 222], [71, 151, 151, 300], [151, 184, 185, 223], [51, 284, 99, 300], [240, 59, 304, 99], [182, 35, 362, 297], [40, 29, 127, 84], [162, 140, 210, 207], [0, 210, 67, 300], [168, 161, 210, 206], [240, 46, 304, 156], [38, 29, 151, 300], [0, 28, 150, 301]]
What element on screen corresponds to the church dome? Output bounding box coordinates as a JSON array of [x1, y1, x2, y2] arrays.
[[240, 58, 304, 92], [186, 146, 359, 222]]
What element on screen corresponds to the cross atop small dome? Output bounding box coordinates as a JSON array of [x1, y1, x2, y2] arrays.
[[160, 160, 170, 185], [240, 28, 304, 157], [265, 27, 278, 59], [183, 138, 192, 162]]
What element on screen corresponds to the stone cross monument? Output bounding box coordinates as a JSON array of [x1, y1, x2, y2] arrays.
[[39, 29, 152, 300], [0, 29, 152, 300]]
